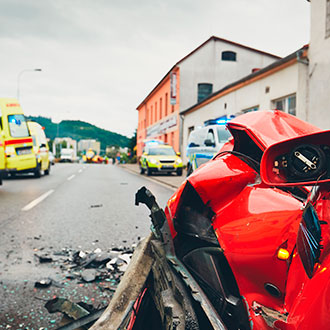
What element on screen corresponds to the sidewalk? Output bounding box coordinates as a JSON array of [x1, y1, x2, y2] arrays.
[[119, 163, 187, 190]]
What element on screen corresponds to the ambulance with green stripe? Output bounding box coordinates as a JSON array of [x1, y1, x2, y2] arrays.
[[140, 140, 183, 176], [0, 98, 37, 181]]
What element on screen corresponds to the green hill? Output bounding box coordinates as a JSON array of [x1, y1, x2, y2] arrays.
[[26, 116, 130, 149]]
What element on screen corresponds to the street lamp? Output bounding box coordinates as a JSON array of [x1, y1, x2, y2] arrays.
[[17, 68, 42, 100]]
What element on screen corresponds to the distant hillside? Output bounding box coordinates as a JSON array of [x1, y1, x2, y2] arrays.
[[26, 116, 130, 149]]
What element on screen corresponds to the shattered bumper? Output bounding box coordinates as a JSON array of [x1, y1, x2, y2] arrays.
[[91, 233, 226, 330]]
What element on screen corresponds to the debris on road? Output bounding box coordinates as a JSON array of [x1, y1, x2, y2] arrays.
[[35, 254, 53, 263], [1, 242, 135, 330], [90, 204, 103, 208], [46, 298, 106, 330], [81, 269, 97, 282], [45, 297, 91, 319], [35, 278, 52, 288]]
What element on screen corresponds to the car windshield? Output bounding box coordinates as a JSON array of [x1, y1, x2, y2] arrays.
[[149, 147, 176, 156], [217, 126, 232, 143], [188, 129, 206, 147], [8, 114, 29, 138]]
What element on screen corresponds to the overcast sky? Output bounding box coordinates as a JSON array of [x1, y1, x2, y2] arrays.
[[0, 0, 310, 137]]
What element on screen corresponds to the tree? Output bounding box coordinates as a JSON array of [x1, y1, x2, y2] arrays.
[[128, 129, 137, 155]]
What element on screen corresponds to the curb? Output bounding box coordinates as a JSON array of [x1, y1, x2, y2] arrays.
[[119, 165, 183, 190]]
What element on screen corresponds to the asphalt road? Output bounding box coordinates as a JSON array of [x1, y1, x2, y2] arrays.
[[0, 163, 177, 329]]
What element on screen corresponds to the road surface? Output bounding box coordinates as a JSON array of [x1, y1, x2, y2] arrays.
[[0, 163, 178, 329]]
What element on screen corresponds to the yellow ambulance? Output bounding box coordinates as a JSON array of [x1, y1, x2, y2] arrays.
[[27, 121, 51, 176], [0, 98, 37, 178], [0, 134, 4, 184]]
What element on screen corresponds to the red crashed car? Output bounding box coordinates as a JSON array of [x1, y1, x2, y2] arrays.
[[93, 110, 330, 330]]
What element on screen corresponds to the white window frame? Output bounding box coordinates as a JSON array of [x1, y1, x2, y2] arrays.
[[241, 106, 259, 114], [326, 0, 330, 39], [272, 94, 296, 116]]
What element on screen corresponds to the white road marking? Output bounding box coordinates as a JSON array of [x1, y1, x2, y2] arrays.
[[67, 174, 76, 181], [22, 190, 54, 211], [78, 169, 83, 173]]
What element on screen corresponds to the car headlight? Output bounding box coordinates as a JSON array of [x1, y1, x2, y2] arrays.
[[149, 158, 159, 165], [5, 146, 16, 157], [175, 158, 183, 165]]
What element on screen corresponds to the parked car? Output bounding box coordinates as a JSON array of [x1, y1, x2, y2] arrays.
[[186, 123, 232, 176], [27, 121, 50, 177], [140, 143, 183, 176], [93, 110, 330, 330]]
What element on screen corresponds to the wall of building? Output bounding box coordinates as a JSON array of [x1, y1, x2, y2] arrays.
[[308, 0, 330, 129], [182, 61, 305, 163], [136, 68, 180, 156], [53, 137, 77, 156], [178, 38, 279, 112]]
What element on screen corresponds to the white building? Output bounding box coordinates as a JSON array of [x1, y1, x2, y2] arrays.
[[53, 137, 77, 156], [308, 0, 330, 129], [181, 47, 309, 163], [136, 36, 280, 156], [181, 1, 330, 164], [78, 139, 101, 154], [177, 36, 281, 112]]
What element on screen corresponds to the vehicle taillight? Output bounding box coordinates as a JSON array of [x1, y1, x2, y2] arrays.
[[5, 146, 16, 157]]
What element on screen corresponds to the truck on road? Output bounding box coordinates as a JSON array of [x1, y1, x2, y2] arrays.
[[60, 148, 75, 162]]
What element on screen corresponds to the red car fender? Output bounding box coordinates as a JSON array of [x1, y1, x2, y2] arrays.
[[214, 185, 302, 310], [280, 253, 330, 329]]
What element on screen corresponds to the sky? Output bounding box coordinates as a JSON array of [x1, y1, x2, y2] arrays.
[[0, 0, 310, 137]]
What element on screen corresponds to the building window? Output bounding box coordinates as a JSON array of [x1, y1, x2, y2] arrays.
[[155, 102, 157, 122], [272, 94, 296, 116], [221, 51, 237, 61], [198, 83, 213, 103], [171, 105, 175, 113], [288, 95, 296, 115], [165, 93, 168, 116], [241, 106, 259, 114], [160, 97, 163, 119], [326, 0, 330, 38], [151, 105, 153, 123]]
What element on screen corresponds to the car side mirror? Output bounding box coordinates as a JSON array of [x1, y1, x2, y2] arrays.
[[260, 130, 330, 186], [204, 139, 215, 147]]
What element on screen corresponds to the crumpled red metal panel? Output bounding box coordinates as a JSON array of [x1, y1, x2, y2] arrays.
[[228, 110, 321, 149]]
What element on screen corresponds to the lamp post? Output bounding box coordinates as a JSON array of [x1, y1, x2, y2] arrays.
[[17, 68, 42, 100]]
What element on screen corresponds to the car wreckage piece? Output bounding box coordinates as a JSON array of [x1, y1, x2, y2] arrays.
[[92, 110, 330, 329]]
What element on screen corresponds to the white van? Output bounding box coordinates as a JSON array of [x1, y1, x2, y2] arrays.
[[60, 148, 75, 162], [186, 124, 231, 175]]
